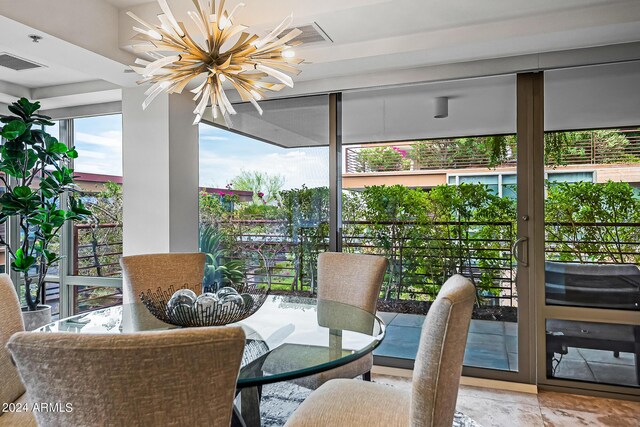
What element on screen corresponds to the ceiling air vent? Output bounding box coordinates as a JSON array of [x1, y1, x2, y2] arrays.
[[0, 53, 44, 71], [280, 22, 332, 45]]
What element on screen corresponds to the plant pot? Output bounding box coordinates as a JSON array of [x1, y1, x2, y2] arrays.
[[21, 305, 52, 331]]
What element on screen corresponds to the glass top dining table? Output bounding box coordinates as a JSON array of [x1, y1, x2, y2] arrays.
[[36, 295, 386, 388]]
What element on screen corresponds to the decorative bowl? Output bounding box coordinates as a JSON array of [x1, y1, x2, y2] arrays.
[[140, 283, 269, 327]]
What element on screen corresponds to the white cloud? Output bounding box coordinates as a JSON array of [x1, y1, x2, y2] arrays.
[[200, 135, 230, 142], [74, 130, 123, 176], [199, 147, 329, 190]]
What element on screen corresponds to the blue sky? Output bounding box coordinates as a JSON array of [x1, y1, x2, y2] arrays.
[[72, 114, 123, 176], [53, 115, 328, 189], [199, 124, 329, 190]]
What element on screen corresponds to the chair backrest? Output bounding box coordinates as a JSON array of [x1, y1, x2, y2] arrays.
[[8, 326, 245, 426], [317, 252, 388, 314], [0, 274, 26, 407], [120, 252, 206, 304], [410, 274, 475, 427]]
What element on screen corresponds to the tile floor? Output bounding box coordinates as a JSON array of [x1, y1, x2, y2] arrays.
[[374, 374, 640, 427], [376, 313, 638, 387], [375, 313, 519, 371]]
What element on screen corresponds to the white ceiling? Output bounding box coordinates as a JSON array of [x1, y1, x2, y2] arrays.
[[104, 0, 151, 7], [1, 0, 640, 110], [0, 18, 97, 88]]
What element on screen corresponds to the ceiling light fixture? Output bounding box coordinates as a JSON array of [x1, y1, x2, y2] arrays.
[[127, 0, 304, 126], [434, 96, 448, 119]]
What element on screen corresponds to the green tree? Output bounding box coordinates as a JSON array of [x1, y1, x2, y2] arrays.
[[545, 180, 640, 263], [231, 170, 284, 204], [279, 186, 329, 291]]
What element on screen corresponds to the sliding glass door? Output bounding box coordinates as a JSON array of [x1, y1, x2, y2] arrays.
[[539, 63, 640, 397], [340, 75, 535, 382]]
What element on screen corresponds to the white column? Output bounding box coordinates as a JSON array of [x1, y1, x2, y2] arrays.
[[122, 86, 199, 255]]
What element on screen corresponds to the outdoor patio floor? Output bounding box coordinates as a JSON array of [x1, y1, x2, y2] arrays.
[[374, 312, 639, 388], [374, 313, 518, 371]]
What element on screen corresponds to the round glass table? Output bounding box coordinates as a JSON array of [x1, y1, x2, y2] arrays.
[[37, 295, 385, 426]]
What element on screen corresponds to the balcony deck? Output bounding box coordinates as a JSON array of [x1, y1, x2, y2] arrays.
[[375, 314, 639, 387]]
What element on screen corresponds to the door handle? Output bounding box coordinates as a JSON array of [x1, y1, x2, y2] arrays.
[[512, 237, 528, 267]]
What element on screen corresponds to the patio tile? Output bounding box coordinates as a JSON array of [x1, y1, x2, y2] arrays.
[[469, 319, 505, 335], [388, 313, 426, 328], [560, 347, 584, 361], [374, 325, 421, 360], [504, 321, 518, 336], [587, 362, 639, 387], [466, 331, 506, 347], [553, 358, 596, 382], [506, 335, 518, 353], [508, 352, 519, 371], [578, 348, 636, 366], [463, 337, 510, 370], [376, 311, 398, 325]]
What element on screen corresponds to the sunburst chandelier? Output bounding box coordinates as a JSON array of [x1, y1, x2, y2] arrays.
[[127, 0, 303, 126]]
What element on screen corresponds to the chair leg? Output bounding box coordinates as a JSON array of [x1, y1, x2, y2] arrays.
[[363, 371, 372, 381]]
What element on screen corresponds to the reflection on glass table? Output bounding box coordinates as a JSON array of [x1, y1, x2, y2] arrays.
[[37, 295, 385, 427]]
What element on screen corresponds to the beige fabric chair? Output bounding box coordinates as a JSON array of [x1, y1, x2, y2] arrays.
[[7, 326, 245, 427], [291, 252, 387, 389], [120, 252, 206, 304], [0, 274, 36, 427], [285, 274, 475, 427]]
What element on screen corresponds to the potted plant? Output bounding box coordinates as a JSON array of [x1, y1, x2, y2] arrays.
[[0, 98, 91, 330]]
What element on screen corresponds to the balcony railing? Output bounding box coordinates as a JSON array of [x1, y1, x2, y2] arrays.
[[345, 129, 640, 173], [53, 220, 638, 311]]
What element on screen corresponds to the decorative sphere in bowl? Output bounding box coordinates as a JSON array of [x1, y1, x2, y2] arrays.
[[171, 303, 194, 320], [195, 294, 219, 312], [216, 287, 239, 299], [167, 289, 197, 310], [240, 293, 254, 310], [220, 293, 245, 308]]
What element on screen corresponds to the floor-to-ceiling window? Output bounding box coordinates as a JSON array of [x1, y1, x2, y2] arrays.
[[29, 113, 124, 318], [340, 75, 530, 379], [198, 95, 329, 297], [541, 62, 640, 395]]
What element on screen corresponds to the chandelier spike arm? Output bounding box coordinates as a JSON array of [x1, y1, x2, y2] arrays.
[[133, 26, 162, 40], [216, 84, 236, 115], [157, 14, 185, 41], [216, 0, 226, 28], [142, 83, 169, 110], [219, 2, 244, 30], [129, 0, 302, 126], [157, 0, 185, 37], [255, 64, 294, 88], [127, 11, 159, 33], [187, 11, 211, 48], [253, 13, 293, 49], [144, 55, 182, 75], [194, 84, 211, 116], [254, 60, 301, 75], [253, 28, 302, 54]]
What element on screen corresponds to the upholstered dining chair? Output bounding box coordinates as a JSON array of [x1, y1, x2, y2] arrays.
[[285, 274, 475, 427], [120, 252, 206, 304], [287, 252, 388, 389], [7, 326, 245, 427], [0, 274, 36, 427]]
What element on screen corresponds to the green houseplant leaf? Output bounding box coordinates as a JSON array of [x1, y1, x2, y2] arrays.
[[0, 98, 93, 311], [0, 120, 27, 140]]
